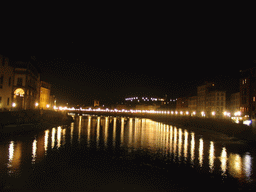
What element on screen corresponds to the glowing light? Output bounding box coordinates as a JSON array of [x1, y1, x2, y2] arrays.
[[220, 147, 227, 176], [234, 111, 241, 116], [8, 141, 14, 163], [44, 130, 49, 154], [243, 120, 252, 126], [52, 128, 56, 149], [190, 132, 195, 166], [199, 138, 204, 167], [229, 153, 242, 179], [243, 152, 252, 182], [12, 103, 16, 107], [46, 104, 50, 108], [209, 141, 215, 172], [201, 111, 205, 117], [14, 88, 25, 96], [212, 111, 215, 116], [35, 102, 39, 107], [32, 138, 37, 164]]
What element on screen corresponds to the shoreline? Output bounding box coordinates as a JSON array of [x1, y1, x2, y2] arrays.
[[0, 110, 73, 137]]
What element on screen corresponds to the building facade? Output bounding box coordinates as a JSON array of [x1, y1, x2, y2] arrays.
[[188, 96, 197, 113], [0, 55, 13, 110], [197, 82, 215, 114], [240, 67, 256, 119], [39, 81, 51, 109], [205, 91, 226, 117], [176, 97, 188, 112], [0, 54, 40, 110], [230, 92, 240, 115]]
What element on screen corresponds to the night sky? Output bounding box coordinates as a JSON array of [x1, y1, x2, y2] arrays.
[[1, 9, 255, 106]]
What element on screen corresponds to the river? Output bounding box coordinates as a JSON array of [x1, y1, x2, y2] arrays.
[[0, 115, 256, 191]]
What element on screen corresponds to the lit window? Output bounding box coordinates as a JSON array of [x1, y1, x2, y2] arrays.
[[14, 88, 25, 97]]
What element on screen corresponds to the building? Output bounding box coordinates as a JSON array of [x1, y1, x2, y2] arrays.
[[230, 92, 240, 115], [39, 81, 51, 109], [197, 82, 215, 114], [0, 54, 40, 110], [196, 82, 226, 117], [206, 91, 226, 117], [176, 97, 188, 112], [188, 96, 197, 113], [240, 67, 256, 119], [0, 55, 13, 110]]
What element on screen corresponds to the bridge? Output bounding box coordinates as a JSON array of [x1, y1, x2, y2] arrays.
[[65, 108, 192, 120], [57, 107, 249, 126], [61, 107, 255, 142]]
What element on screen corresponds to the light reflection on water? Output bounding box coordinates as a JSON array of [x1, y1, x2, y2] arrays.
[[0, 115, 254, 185]]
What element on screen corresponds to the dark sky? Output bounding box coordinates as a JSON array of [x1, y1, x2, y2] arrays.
[[1, 9, 255, 106]]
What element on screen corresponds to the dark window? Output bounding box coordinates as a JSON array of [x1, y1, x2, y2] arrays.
[[9, 77, 11, 86], [0, 96, 2, 103], [7, 98, 9, 106], [17, 78, 23, 86], [0, 75, 3, 89]]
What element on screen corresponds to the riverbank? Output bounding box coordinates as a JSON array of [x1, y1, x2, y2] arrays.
[[0, 110, 73, 135]]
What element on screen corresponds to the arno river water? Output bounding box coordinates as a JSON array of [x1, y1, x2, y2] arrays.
[[1, 115, 256, 191]]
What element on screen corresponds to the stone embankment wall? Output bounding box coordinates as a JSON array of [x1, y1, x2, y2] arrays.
[[0, 110, 73, 127]]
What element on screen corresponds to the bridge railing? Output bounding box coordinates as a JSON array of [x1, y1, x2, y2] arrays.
[[57, 107, 240, 120]]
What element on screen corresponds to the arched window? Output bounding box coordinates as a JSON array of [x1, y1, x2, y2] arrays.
[[14, 88, 25, 97]]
